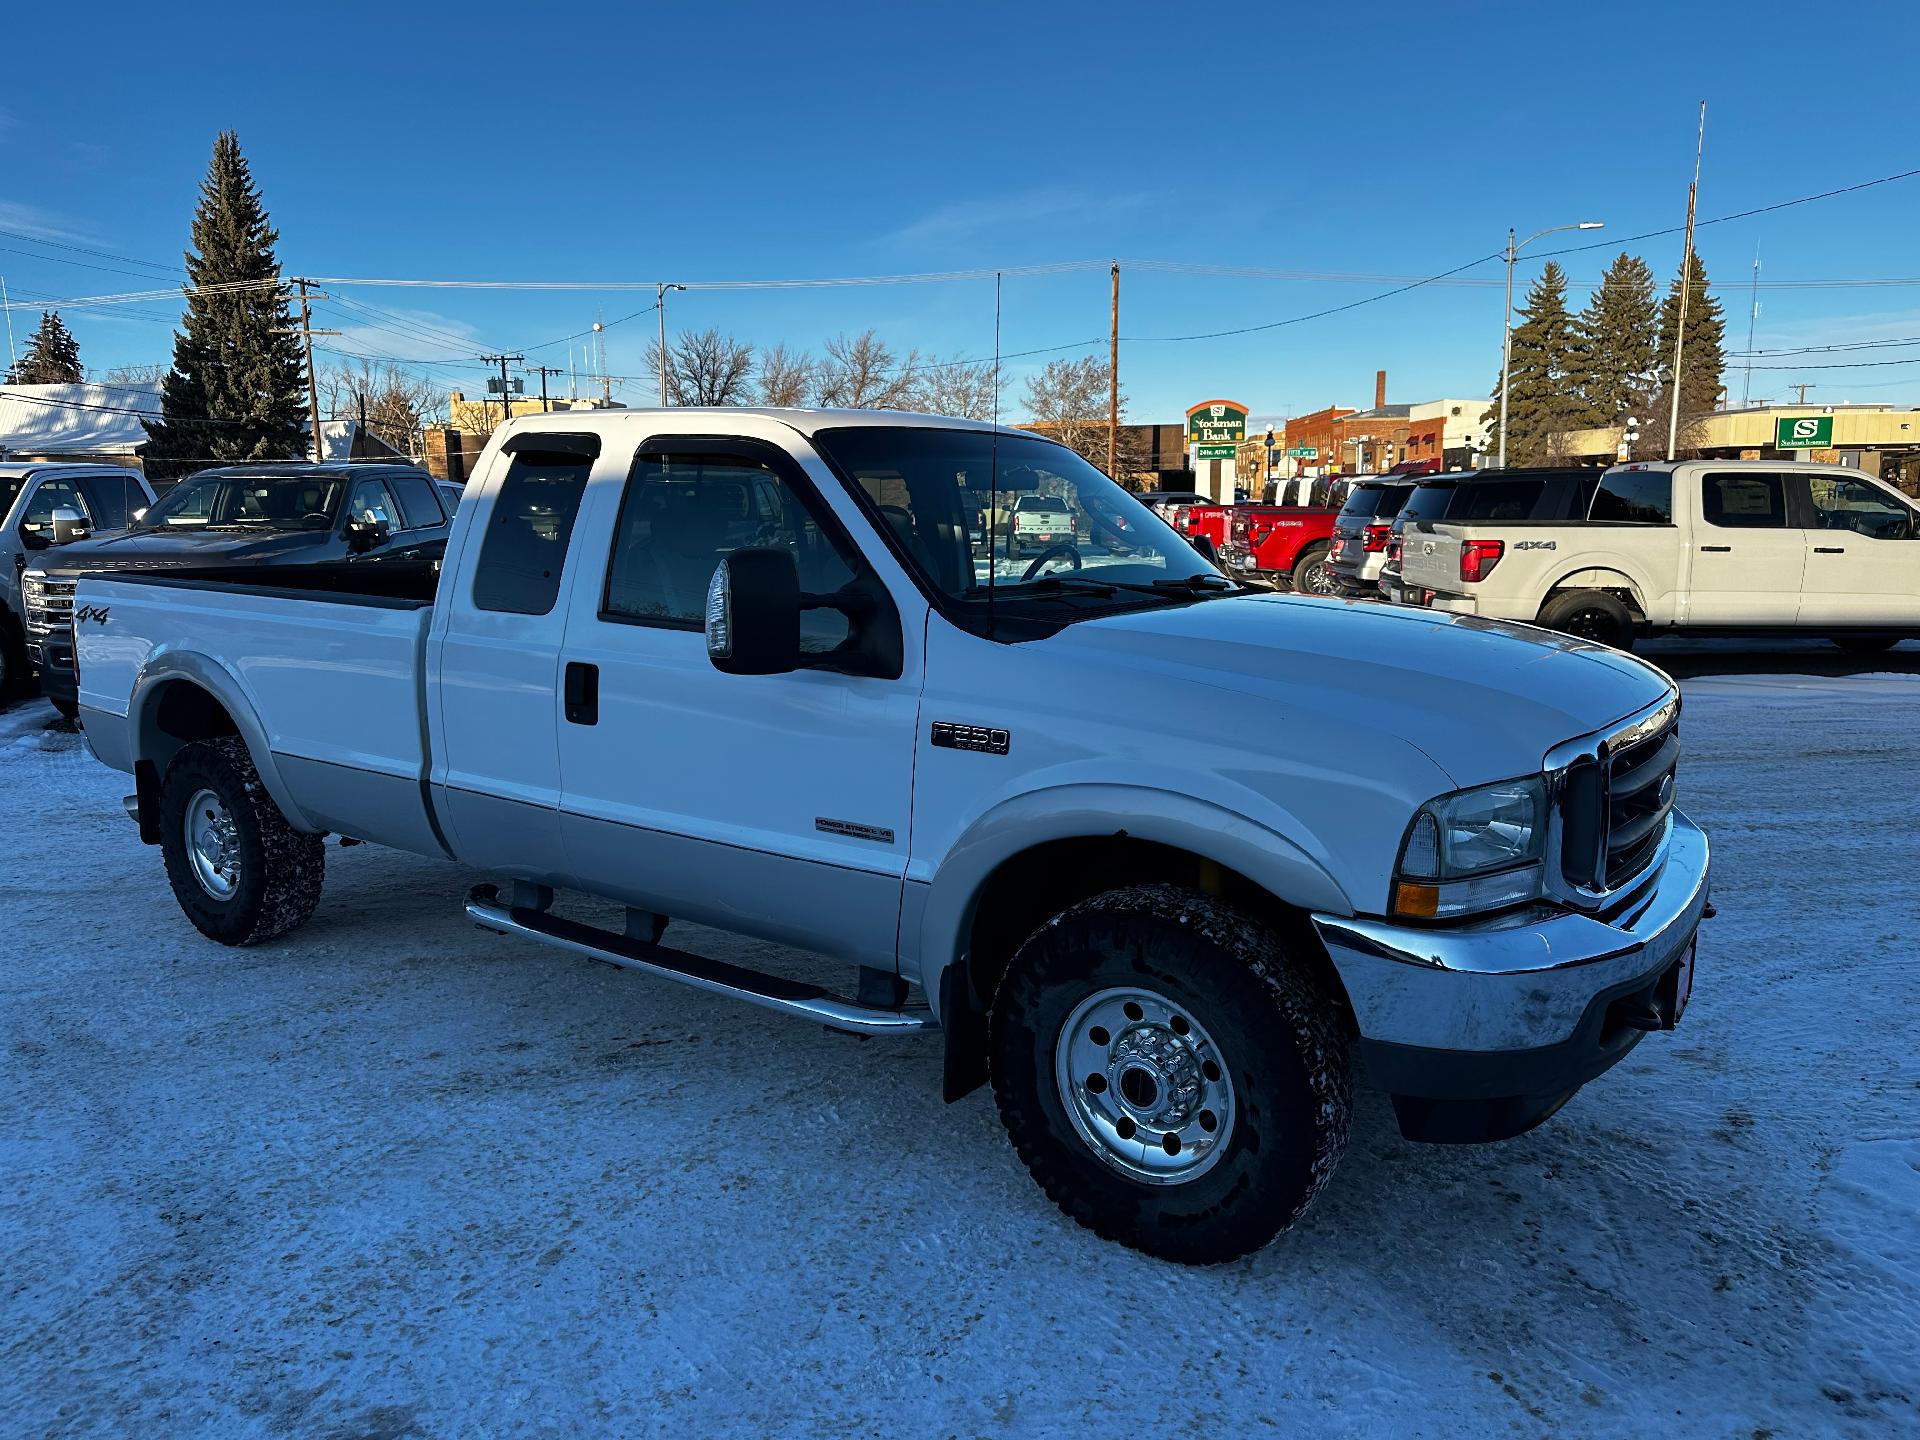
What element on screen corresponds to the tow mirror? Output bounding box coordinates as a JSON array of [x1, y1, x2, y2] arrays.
[[706, 548, 800, 676], [51, 507, 91, 546], [345, 517, 391, 554]]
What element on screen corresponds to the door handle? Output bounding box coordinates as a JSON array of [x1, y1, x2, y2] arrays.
[[1700, 545, 1732, 553], [564, 661, 599, 726], [1813, 546, 1845, 554]]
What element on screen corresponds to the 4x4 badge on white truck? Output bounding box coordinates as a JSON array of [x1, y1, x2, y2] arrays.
[[1514, 540, 1558, 551]]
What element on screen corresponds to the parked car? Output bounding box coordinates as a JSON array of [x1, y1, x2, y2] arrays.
[[1378, 469, 1597, 606], [1007, 492, 1078, 558], [1222, 477, 1359, 593], [73, 410, 1708, 1264], [436, 479, 467, 514], [1327, 479, 1416, 596], [1, 463, 156, 708], [1396, 459, 1920, 650], [24, 461, 450, 717]]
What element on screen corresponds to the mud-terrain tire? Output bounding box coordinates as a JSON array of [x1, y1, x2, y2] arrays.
[[990, 884, 1352, 1264], [1538, 588, 1635, 650], [158, 736, 325, 946], [1290, 542, 1337, 596]]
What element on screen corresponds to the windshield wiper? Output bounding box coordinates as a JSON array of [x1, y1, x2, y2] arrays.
[[1150, 574, 1240, 592], [1027, 574, 1239, 600], [1027, 575, 1120, 597]]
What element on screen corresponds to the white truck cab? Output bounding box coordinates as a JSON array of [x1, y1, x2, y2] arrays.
[[1398, 458, 1920, 650], [71, 410, 1711, 1262]]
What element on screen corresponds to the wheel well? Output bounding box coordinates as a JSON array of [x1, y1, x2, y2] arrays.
[[962, 836, 1355, 1036], [143, 679, 240, 780], [1540, 575, 1646, 626]]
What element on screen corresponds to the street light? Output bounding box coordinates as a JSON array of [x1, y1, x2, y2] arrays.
[[657, 282, 687, 406], [1497, 220, 1603, 468]]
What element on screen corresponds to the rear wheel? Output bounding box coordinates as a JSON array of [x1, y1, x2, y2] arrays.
[[1538, 589, 1635, 650], [1291, 543, 1337, 596], [1832, 637, 1899, 655], [990, 884, 1352, 1264], [158, 736, 325, 946]]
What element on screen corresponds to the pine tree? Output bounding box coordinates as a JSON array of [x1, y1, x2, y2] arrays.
[[142, 132, 308, 479], [1574, 253, 1658, 423], [1481, 261, 1597, 466], [1635, 252, 1726, 459], [4, 310, 84, 384]]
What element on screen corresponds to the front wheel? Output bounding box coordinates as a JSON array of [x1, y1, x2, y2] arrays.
[[990, 884, 1352, 1264], [158, 736, 325, 946]]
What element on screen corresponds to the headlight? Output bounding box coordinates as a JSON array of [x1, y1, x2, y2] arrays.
[[1392, 776, 1547, 919]]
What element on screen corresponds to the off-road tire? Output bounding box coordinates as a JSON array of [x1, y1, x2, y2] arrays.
[[1290, 543, 1336, 596], [158, 736, 325, 946], [1538, 588, 1635, 651], [990, 884, 1352, 1264], [1832, 636, 1899, 655]]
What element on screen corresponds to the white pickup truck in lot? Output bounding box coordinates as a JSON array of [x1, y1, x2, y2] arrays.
[[71, 409, 1710, 1263], [1397, 458, 1920, 650]]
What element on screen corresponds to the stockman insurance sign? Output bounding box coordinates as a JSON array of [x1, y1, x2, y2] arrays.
[[1188, 400, 1248, 461], [1775, 415, 1833, 449]]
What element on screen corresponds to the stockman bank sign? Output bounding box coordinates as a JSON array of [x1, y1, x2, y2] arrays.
[[1188, 400, 1249, 461], [1775, 415, 1834, 449]]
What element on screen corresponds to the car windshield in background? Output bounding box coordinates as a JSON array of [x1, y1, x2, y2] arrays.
[[1339, 483, 1413, 521], [0, 476, 24, 521], [1397, 482, 1458, 525], [139, 473, 349, 530], [811, 427, 1228, 616]]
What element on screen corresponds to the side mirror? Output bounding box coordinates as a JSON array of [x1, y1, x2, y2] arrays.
[[706, 548, 800, 676], [345, 517, 391, 554], [51, 507, 91, 546], [1190, 533, 1222, 566]]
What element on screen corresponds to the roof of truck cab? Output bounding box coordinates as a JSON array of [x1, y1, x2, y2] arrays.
[[182, 461, 433, 478], [496, 406, 1041, 442]]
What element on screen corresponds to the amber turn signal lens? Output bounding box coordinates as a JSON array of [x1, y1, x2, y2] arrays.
[[1392, 881, 1440, 919]]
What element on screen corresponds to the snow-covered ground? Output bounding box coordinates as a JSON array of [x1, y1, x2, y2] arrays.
[[2, 656, 1916, 1437]]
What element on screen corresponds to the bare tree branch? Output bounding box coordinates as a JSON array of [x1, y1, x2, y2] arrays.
[[754, 343, 817, 407], [1020, 355, 1141, 480], [909, 355, 1003, 421], [816, 330, 919, 409]]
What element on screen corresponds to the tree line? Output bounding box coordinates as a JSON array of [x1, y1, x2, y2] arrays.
[[1488, 251, 1726, 465]]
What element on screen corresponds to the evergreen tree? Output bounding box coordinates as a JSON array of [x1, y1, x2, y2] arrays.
[[142, 132, 308, 479], [1573, 253, 1658, 423], [4, 310, 83, 384], [1635, 252, 1726, 459], [1481, 261, 1596, 466]]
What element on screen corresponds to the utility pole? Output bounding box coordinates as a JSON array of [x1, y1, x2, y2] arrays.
[[1792, 383, 1815, 405], [1107, 262, 1120, 478], [1666, 101, 1707, 460], [0, 274, 16, 373], [655, 284, 687, 406], [477, 353, 525, 429], [1742, 242, 1760, 408], [289, 279, 341, 462], [527, 364, 564, 412]]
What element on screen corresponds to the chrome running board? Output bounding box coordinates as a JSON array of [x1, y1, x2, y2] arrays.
[[464, 886, 937, 1036]]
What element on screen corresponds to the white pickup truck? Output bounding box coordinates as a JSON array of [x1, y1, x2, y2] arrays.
[[1397, 458, 1920, 650], [71, 410, 1710, 1263]]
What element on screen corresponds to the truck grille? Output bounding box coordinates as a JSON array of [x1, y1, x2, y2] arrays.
[[22, 574, 75, 639], [1558, 709, 1680, 895]]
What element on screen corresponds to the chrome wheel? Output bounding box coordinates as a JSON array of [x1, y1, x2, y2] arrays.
[[1054, 987, 1236, 1185], [184, 787, 240, 900], [1299, 560, 1337, 595]]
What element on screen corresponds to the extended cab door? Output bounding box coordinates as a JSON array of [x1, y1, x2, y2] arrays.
[[1682, 469, 1805, 625], [428, 433, 601, 887], [1791, 471, 1920, 628], [553, 434, 923, 968]]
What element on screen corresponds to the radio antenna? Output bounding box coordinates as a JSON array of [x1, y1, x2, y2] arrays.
[[987, 270, 1002, 638]]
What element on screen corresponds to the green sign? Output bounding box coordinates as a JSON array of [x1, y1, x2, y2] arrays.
[[1287, 446, 1318, 458], [1187, 399, 1249, 451], [1196, 444, 1237, 460], [1775, 415, 1833, 449]]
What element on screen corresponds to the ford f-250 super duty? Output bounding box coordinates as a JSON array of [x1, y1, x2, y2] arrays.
[[71, 409, 1710, 1263]]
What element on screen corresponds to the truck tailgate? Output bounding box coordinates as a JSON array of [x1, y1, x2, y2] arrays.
[[75, 575, 441, 852], [1398, 526, 1463, 593]]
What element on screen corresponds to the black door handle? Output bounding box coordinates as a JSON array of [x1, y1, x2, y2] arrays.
[[1700, 545, 1732, 553], [1814, 546, 1845, 554], [564, 661, 599, 726]]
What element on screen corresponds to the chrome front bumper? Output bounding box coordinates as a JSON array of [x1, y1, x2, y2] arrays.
[[1312, 810, 1710, 1054]]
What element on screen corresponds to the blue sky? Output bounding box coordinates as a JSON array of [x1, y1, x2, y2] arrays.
[[3, 0, 1918, 422]]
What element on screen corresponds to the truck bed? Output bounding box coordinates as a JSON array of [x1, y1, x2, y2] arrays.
[[75, 567, 446, 856]]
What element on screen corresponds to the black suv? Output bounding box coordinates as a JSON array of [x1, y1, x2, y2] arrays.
[[25, 462, 450, 716], [1378, 468, 1599, 605]]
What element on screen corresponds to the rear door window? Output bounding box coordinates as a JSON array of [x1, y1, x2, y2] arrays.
[[1455, 479, 1546, 521], [389, 473, 447, 530], [77, 472, 146, 530], [471, 448, 594, 615], [1591, 470, 1673, 524], [1702, 472, 1786, 529]]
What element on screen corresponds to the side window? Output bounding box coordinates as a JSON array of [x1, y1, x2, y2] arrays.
[[1701, 472, 1785, 529], [1590, 470, 1673, 524], [471, 450, 593, 615], [20, 478, 91, 538], [603, 451, 858, 654], [78, 473, 143, 530], [346, 477, 400, 528], [1458, 479, 1545, 521], [388, 473, 446, 530], [1803, 475, 1912, 540]]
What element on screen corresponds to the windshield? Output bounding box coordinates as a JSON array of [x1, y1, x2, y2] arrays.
[[811, 427, 1230, 622], [0, 475, 24, 523], [139, 473, 348, 531]]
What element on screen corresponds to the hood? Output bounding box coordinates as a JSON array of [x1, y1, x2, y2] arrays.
[[32, 527, 333, 575], [1053, 593, 1674, 788]]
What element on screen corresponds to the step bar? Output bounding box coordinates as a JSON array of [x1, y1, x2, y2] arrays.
[[465, 886, 937, 1036]]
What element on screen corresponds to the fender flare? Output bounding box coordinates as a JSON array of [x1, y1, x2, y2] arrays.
[[910, 782, 1355, 1020], [129, 650, 319, 833]]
